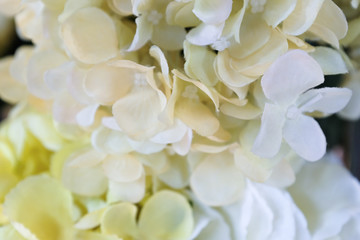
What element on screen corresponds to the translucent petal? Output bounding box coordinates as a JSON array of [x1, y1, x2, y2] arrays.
[[76, 104, 99, 127], [150, 119, 188, 144], [101, 203, 138, 239], [341, 17, 360, 46], [66, 147, 106, 168], [166, 1, 200, 28], [261, 49, 324, 105], [184, 41, 218, 86], [61, 7, 118, 64], [234, 147, 273, 183], [190, 151, 245, 206], [220, 102, 261, 120], [283, 114, 326, 161], [108, 0, 133, 16], [113, 87, 165, 140], [298, 87, 352, 115], [158, 155, 190, 189], [173, 128, 192, 156], [127, 15, 153, 52], [228, 13, 271, 59], [27, 49, 67, 99], [187, 23, 224, 46], [263, 0, 297, 27], [62, 161, 108, 196], [10, 46, 33, 85], [193, 0, 232, 24], [149, 45, 171, 88], [91, 126, 132, 154], [252, 103, 286, 158], [127, 138, 165, 154], [75, 208, 105, 230], [52, 93, 84, 124], [282, 0, 325, 36], [0, 225, 27, 240], [175, 98, 219, 137], [102, 154, 143, 182], [309, 47, 348, 75], [107, 174, 145, 203], [308, 0, 347, 47], [4, 175, 74, 240], [138, 190, 194, 240], [152, 21, 186, 51]]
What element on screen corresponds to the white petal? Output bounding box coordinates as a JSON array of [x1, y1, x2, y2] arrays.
[[150, 119, 188, 144], [263, 0, 297, 27], [76, 104, 99, 127], [187, 23, 224, 46], [173, 127, 193, 156], [102, 154, 143, 182], [252, 103, 286, 158], [107, 173, 145, 203], [298, 87, 352, 115], [309, 47, 348, 75], [91, 126, 132, 154], [190, 151, 245, 206], [52, 93, 84, 124], [127, 138, 166, 154], [193, 0, 232, 24], [261, 49, 324, 105], [283, 114, 326, 161]]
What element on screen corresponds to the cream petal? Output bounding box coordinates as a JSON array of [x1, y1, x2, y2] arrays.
[[263, 0, 297, 27], [127, 15, 153, 52], [91, 126, 132, 154], [112, 87, 165, 141], [190, 151, 245, 206], [149, 45, 171, 88], [0, 225, 27, 240], [184, 41, 218, 87], [59, 0, 103, 22], [102, 154, 143, 182], [252, 103, 286, 158], [66, 147, 106, 168], [76, 104, 99, 127], [283, 114, 326, 161], [173, 127, 193, 156], [166, 1, 201, 28], [152, 21, 186, 51], [84, 62, 135, 105], [52, 93, 84, 124], [136, 152, 168, 174], [158, 155, 190, 189], [27, 49, 67, 99], [4, 175, 74, 240], [187, 23, 224, 46], [297, 87, 352, 115], [101, 117, 122, 131], [107, 173, 145, 203], [265, 159, 295, 188], [150, 119, 188, 144], [220, 102, 261, 120], [0, 0, 23, 16], [0, 57, 27, 104], [10, 46, 33, 85], [228, 13, 271, 59], [138, 190, 194, 240], [193, 0, 232, 24], [339, 72, 360, 120], [75, 208, 105, 230], [127, 138, 166, 154], [75, 231, 122, 240], [341, 17, 360, 46], [175, 98, 220, 137], [261, 49, 324, 106], [61, 7, 118, 64], [309, 0, 347, 47], [44, 62, 72, 93], [101, 202, 138, 239], [62, 161, 108, 196], [234, 147, 273, 183], [108, 0, 133, 16], [67, 64, 94, 105], [282, 0, 325, 36], [309, 47, 348, 75]]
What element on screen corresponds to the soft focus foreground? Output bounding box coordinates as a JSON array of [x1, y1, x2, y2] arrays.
[[0, 0, 360, 239]]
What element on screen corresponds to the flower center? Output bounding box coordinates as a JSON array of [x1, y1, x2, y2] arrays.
[[182, 85, 199, 100], [286, 105, 301, 120], [250, 0, 267, 13], [147, 10, 163, 25], [211, 37, 231, 51]]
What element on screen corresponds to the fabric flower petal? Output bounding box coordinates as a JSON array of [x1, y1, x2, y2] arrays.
[[283, 114, 326, 161]]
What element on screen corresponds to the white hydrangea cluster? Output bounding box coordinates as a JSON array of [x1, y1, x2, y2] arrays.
[[0, 0, 359, 239]]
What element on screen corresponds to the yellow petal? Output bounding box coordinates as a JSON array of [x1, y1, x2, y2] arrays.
[[138, 190, 194, 240], [101, 202, 138, 240], [4, 175, 74, 240]]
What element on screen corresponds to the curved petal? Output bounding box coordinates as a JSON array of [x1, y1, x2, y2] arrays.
[[61, 7, 118, 64], [76, 104, 99, 127], [298, 87, 352, 115], [138, 190, 194, 240], [252, 103, 286, 158], [309, 47, 348, 75], [107, 173, 145, 203], [102, 154, 143, 183], [263, 0, 297, 27], [193, 0, 232, 24], [283, 114, 326, 161], [127, 15, 153, 52], [187, 23, 224, 46], [190, 151, 245, 206], [261, 49, 324, 105], [91, 126, 132, 154]]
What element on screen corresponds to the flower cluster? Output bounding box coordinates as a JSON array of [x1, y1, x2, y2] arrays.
[[0, 0, 359, 239]]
